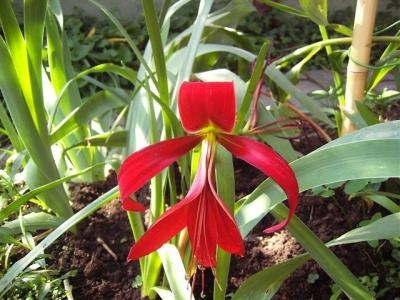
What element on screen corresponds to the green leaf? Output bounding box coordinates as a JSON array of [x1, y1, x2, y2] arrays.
[[299, 0, 328, 26], [235, 42, 270, 132], [328, 23, 353, 37], [232, 254, 310, 300], [236, 121, 400, 236], [362, 194, 400, 214], [343, 179, 369, 194], [328, 213, 400, 246], [1, 212, 64, 235], [214, 146, 235, 300], [235, 121, 399, 299], [152, 287, 175, 300], [50, 90, 127, 143], [65, 131, 127, 149], [157, 244, 193, 300], [355, 101, 380, 126]]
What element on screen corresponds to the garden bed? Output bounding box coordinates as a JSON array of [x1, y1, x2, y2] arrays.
[[47, 130, 399, 299]]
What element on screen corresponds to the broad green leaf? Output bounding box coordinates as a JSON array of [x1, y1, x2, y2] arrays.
[[328, 213, 400, 246], [214, 146, 235, 300], [361, 194, 400, 214], [152, 287, 175, 300], [299, 0, 328, 26], [1, 212, 64, 235], [367, 31, 400, 91], [25, 0, 48, 135], [355, 101, 380, 126], [46, 11, 101, 181], [328, 23, 352, 37], [236, 121, 400, 236], [50, 90, 127, 143], [65, 131, 127, 149], [157, 244, 193, 300], [0, 99, 23, 151], [0, 36, 72, 218], [236, 122, 399, 299], [210, 0, 256, 27], [233, 210, 400, 299], [232, 254, 310, 300], [343, 179, 369, 194]]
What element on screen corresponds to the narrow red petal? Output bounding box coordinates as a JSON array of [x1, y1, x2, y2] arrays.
[[128, 145, 209, 262], [178, 82, 236, 133], [118, 135, 202, 208], [218, 134, 299, 233], [186, 185, 218, 267], [186, 178, 244, 266], [213, 195, 245, 256], [127, 198, 189, 260]]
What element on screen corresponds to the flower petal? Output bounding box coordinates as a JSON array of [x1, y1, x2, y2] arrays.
[[127, 147, 209, 261], [118, 135, 202, 209], [218, 134, 299, 233], [186, 177, 244, 266], [186, 184, 218, 267], [213, 194, 245, 256], [178, 82, 236, 133], [127, 198, 189, 261]]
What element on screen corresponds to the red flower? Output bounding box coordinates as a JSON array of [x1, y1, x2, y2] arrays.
[[118, 82, 299, 267]]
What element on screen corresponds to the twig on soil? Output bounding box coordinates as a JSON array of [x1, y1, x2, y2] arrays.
[[96, 237, 118, 260]]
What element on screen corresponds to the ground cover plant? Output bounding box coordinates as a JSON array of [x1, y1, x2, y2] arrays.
[[0, 0, 399, 299]]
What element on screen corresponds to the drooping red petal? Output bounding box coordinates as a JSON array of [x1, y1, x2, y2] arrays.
[[185, 144, 244, 267], [187, 186, 218, 267], [127, 146, 209, 261], [127, 198, 189, 261], [213, 192, 245, 256], [178, 81, 236, 133], [118, 135, 202, 209], [218, 134, 299, 233]]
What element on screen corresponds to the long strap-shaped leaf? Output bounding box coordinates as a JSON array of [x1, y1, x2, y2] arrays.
[[233, 211, 400, 299], [235, 121, 400, 299], [0, 1, 72, 218]]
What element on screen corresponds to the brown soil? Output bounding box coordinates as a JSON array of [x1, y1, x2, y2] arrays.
[[47, 131, 399, 299], [48, 172, 142, 300]]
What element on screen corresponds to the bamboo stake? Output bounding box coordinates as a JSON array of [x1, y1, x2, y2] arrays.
[[341, 0, 378, 135]]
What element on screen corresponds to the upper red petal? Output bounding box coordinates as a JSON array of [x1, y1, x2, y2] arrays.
[[178, 81, 236, 133], [218, 134, 299, 233], [118, 135, 202, 209]]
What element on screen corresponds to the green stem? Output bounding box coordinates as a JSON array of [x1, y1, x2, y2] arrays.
[[318, 25, 345, 107], [127, 212, 145, 281]]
